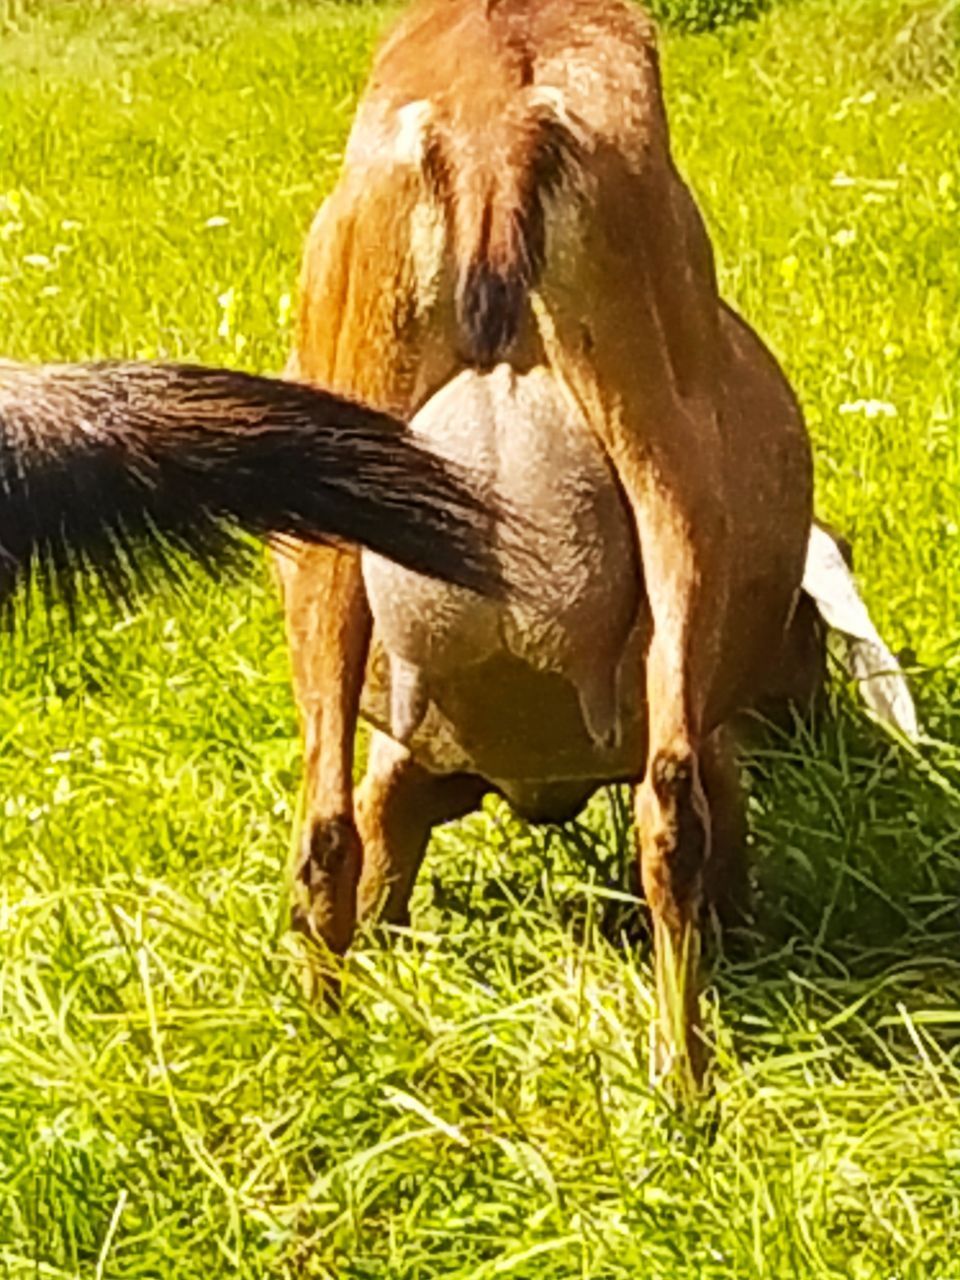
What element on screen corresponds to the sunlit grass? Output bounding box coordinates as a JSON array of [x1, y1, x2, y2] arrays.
[[1, 0, 959, 1275]]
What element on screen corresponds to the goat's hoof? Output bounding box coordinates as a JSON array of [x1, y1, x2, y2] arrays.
[[296, 815, 361, 890], [290, 814, 361, 965]]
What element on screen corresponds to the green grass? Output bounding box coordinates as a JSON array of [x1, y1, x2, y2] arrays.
[[1, 0, 959, 1275]]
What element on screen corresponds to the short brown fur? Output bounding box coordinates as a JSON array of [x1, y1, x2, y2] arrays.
[[281, 0, 814, 1093]]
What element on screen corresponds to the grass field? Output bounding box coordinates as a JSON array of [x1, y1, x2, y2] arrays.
[[1, 0, 960, 1275]]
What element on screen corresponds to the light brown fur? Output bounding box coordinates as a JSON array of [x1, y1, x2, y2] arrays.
[[280, 0, 814, 1092]]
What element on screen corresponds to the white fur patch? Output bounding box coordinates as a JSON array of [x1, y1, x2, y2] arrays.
[[388, 101, 447, 312], [391, 99, 433, 167], [409, 197, 447, 314]]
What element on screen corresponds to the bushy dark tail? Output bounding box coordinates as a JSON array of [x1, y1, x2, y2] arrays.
[[0, 359, 506, 619]]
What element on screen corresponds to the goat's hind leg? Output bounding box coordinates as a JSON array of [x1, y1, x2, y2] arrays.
[[275, 543, 371, 964], [630, 467, 728, 1098], [700, 724, 748, 934], [635, 726, 711, 1096], [356, 731, 486, 931], [637, 723, 745, 1092]]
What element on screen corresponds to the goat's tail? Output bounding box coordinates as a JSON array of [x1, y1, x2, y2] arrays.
[[423, 91, 583, 369], [0, 359, 507, 620]]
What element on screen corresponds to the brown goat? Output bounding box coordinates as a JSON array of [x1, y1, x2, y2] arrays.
[[279, 0, 905, 1093]]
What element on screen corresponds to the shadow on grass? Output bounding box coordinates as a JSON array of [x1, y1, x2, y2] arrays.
[[419, 667, 960, 1051]]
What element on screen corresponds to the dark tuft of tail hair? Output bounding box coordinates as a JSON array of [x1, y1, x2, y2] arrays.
[[459, 261, 530, 372], [0, 359, 508, 622], [424, 100, 584, 370]]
